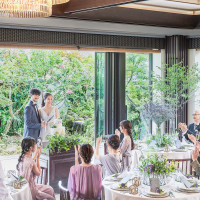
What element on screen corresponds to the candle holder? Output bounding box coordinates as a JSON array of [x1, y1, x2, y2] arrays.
[[129, 177, 141, 195], [13, 180, 22, 189]]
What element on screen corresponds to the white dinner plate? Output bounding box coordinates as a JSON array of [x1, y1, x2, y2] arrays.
[[143, 191, 169, 198], [176, 187, 200, 193]]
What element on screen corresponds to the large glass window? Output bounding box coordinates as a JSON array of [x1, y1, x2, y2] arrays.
[[125, 52, 162, 139], [95, 52, 105, 138]]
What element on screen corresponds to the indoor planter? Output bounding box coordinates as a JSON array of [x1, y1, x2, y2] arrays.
[[41, 133, 82, 192]]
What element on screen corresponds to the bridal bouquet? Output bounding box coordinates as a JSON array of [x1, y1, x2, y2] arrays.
[[140, 154, 177, 177]]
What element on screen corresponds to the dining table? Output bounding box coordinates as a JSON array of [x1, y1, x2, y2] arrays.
[[10, 182, 32, 200], [103, 173, 200, 200]]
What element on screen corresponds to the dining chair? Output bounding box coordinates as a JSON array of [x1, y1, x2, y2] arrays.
[[167, 158, 193, 175], [58, 181, 70, 200], [36, 166, 48, 185]]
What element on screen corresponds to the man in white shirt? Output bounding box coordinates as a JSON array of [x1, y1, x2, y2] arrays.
[[0, 161, 13, 200]]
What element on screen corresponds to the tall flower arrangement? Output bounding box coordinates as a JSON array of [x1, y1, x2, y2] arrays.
[[141, 102, 174, 135]]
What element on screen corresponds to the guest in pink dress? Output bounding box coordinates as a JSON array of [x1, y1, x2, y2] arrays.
[[17, 137, 55, 200], [68, 144, 102, 200]]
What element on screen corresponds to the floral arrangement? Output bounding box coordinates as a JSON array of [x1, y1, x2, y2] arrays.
[[191, 182, 200, 188], [146, 134, 174, 147], [185, 174, 192, 179], [141, 102, 175, 132], [140, 154, 177, 177], [156, 187, 164, 194], [45, 133, 82, 153], [17, 175, 24, 181], [119, 183, 127, 188], [112, 173, 119, 178]]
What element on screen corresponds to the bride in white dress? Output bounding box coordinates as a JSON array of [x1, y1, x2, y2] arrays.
[[39, 93, 59, 146]]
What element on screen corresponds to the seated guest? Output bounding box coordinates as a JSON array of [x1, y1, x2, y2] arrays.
[[0, 161, 13, 200], [95, 135, 121, 177], [191, 142, 200, 176], [17, 137, 55, 200], [68, 144, 102, 200], [179, 110, 200, 143], [115, 120, 134, 171]]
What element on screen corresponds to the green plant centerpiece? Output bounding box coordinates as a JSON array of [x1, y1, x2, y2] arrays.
[[45, 133, 82, 153], [146, 134, 174, 148], [140, 154, 177, 186]]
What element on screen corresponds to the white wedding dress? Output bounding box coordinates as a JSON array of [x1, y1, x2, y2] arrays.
[[40, 107, 56, 145]]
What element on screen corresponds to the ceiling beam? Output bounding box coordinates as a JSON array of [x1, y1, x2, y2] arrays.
[[167, 0, 200, 5], [62, 0, 149, 14]]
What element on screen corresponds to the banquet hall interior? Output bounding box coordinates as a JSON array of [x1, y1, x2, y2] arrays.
[[2, 0, 200, 200]]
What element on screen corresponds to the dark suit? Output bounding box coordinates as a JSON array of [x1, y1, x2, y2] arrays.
[[184, 123, 200, 143], [23, 101, 41, 142]]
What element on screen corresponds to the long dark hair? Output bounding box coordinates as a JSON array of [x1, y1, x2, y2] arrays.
[[80, 144, 94, 164], [16, 137, 36, 170], [120, 120, 134, 150], [42, 92, 52, 107]]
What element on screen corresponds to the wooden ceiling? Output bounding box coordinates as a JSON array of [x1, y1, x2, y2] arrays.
[[52, 0, 200, 29]]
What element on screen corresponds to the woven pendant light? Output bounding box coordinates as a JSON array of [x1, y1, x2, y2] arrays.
[[0, 0, 52, 18], [52, 0, 70, 5]]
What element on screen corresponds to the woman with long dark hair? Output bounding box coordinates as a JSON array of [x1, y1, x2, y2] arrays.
[[68, 144, 102, 199], [39, 93, 59, 146], [17, 137, 55, 200], [115, 120, 134, 171]]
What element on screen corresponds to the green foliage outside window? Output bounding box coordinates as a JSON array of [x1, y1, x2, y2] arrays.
[[0, 49, 95, 146], [126, 53, 150, 139]]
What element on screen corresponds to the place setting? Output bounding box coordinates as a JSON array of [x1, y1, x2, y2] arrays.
[[4, 170, 27, 193]]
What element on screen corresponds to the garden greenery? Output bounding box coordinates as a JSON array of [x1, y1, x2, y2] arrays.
[[0, 49, 95, 147]]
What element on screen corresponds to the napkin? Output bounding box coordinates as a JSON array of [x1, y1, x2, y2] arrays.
[[117, 170, 127, 179], [132, 151, 139, 168], [180, 176, 192, 188], [119, 173, 132, 184], [149, 140, 156, 147], [175, 140, 183, 149]]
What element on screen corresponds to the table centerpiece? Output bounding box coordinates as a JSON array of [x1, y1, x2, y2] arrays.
[[140, 154, 177, 186]]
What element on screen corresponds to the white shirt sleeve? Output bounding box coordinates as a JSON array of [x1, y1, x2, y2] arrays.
[[0, 161, 14, 200], [183, 129, 188, 135]]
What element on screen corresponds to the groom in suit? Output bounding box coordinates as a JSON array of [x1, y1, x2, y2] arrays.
[[23, 88, 45, 142]]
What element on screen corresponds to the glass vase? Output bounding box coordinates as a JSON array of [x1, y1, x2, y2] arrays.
[[143, 172, 167, 186]]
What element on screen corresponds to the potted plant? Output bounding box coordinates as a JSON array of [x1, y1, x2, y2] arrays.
[[45, 133, 82, 154], [140, 154, 176, 188]]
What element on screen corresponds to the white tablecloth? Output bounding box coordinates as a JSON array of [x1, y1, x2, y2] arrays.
[[103, 176, 200, 200], [10, 183, 32, 200], [144, 150, 193, 160]]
